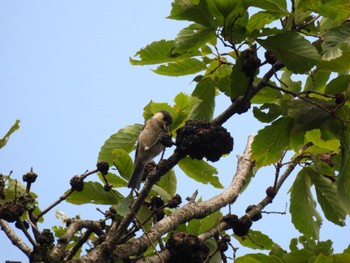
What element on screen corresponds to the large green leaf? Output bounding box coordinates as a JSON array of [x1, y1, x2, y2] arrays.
[[304, 70, 331, 92], [173, 23, 216, 53], [189, 77, 216, 121], [289, 168, 322, 239], [322, 24, 350, 61], [178, 157, 223, 188], [168, 0, 217, 27], [308, 167, 346, 226], [0, 120, 20, 149], [296, 0, 350, 23], [253, 103, 283, 123], [318, 49, 350, 72], [111, 149, 134, 180], [337, 125, 350, 214], [246, 0, 288, 15], [324, 74, 350, 95], [98, 124, 142, 165], [246, 11, 276, 35], [67, 181, 122, 205], [258, 32, 320, 73], [153, 169, 177, 201], [97, 172, 127, 188], [153, 58, 206, 76], [235, 253, 283, 263], [251, 117, 293, 168], [234, 230, 274, 250], [130, 40, 200, 66]]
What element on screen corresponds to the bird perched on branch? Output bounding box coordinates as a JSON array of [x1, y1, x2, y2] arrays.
[[127, 110, 173, 190]]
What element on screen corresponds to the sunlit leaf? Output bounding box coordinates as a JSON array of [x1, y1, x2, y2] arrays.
[[178, 157, 223, 188], [189, 77, 216, 121], [337, 125, 350, 214], [98, 124, 142, 165], [308, 168, 346, 226], [168, 0, 217, 27], [251, 117, 293, 168], [235, 253, 283, 263], [130, 40, 199, 66], [234, 230, 274, 250], [0, 120, 20, 149], [322, 24, 350, 61], [97, 172, 127, 188], [67, 181, 122, 205], [111, 149, 134, 180], [289, 168, 322, 239], [173, 23, 216, 53], [259, 32, 320, 73], [153, 169, 177, 201], [153, 58, 206, 76]]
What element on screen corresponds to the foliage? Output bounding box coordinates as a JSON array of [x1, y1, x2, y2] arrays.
[[1, 0, 350, 262]]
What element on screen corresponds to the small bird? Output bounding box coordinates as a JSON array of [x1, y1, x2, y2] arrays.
[[127, 110, 173, 190]]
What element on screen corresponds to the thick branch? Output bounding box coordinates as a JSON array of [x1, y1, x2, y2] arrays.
[[0, 219, 32, 257], [112, 135, 254, 262], [51, 219, 104, 259]]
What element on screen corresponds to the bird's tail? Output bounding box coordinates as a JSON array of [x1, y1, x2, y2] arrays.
[[127, 161, 145, 190]]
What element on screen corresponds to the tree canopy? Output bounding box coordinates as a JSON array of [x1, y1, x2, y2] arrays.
[[1, 0, 350, 262]]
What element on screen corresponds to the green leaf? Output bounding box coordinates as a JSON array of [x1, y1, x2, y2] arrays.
[[297, 0, 350, 24], [234, 230, 274, 250], [333, 253, 350, 262], [304, 70, 331, 92], [97, 172, 127, 188], [322, 24, 350, 61], [153, 58, 206, 76], [111, 149, 133, 180], [282, 249, 315, 263], [251, 117, 293, 168], [98, 124, 142, 165], [289, 168, 322, 239], [0, 120, 20, 149], [253, 103, 283, 123], [168, 0, 216, 27], [173, 23, 216, 53], [251, 85, 282, 104], [230, 53, 250, 99], [308, 167, 346, 226], [210, 63, 232, 97], [258, 32, 320, 73], [67, 181, 122, 205], [337, 125, 350, 214], [130, 40, 199, 66], [235, 253, 283, 263], [304, 129, 340, 153], [198, 210, 222, 234], [246, 0, 288, 15], [153, 169, 177, 201], [189, 77, 216, 121], [115, 193, 134, 217], [247, 11, 276, 35], [280, 70, 302, 93], [325, 74, 350, 95], [318, 49, 350, 73], [178, 157, 223, 188], [205, 239, 221, 263]]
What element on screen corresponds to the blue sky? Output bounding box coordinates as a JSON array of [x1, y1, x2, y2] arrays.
[[1, 1, 349, 262]]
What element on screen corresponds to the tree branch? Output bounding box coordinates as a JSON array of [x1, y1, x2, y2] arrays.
[[111, 135, 254, 262], [0, 219, 32, 257]]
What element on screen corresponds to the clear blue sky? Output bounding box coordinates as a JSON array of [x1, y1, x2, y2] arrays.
[[1, 1, 349, 262]]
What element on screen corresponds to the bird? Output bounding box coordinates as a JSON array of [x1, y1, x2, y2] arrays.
[[127, 110, 173, 190]]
